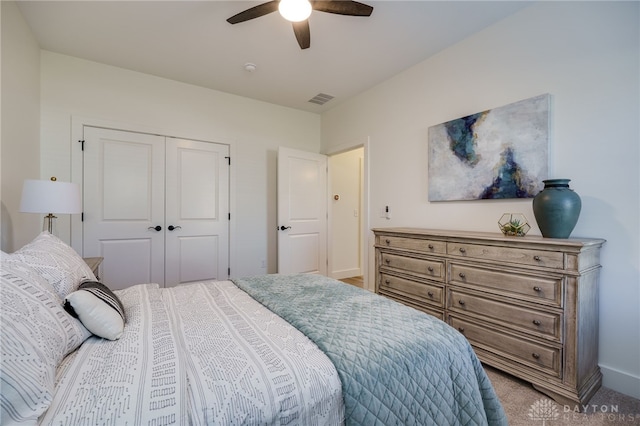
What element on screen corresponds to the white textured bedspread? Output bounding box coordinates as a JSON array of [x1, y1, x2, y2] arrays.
[[41, 282, 344, 425]]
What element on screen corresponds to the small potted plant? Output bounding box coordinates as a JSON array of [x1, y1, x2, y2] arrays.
[[498, 213, 531, 237]]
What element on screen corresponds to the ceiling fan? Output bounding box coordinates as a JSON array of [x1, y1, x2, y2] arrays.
[[226, 0, 374, 50]]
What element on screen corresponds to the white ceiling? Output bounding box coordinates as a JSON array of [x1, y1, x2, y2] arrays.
[[16, 1, 531, 113]]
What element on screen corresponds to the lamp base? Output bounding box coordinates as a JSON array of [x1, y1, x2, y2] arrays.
[[43, 213, 57, 234]]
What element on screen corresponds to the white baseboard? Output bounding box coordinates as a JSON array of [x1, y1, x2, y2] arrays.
[[600, 364, 640, 399], [330, 268, 362, 280]]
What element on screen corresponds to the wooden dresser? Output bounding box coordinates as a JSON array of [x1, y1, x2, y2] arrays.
[[373, 227, 605, 406]]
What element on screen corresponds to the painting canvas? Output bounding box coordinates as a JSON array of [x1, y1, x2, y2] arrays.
[[428, 94, 550, 201]]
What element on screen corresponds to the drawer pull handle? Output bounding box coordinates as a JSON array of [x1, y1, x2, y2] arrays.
[[385, 279, 390, 284], [427, 291, 434, 297], [385, 258, 391, 264], [533, 286, 542, 292], [533, 255, 541, 261], [459, 248, 466, 253], [532, 320, 542, 326], [427, 266, 434, 272], [532, 353, 540, 359], [428, 244, 434, 249], [385, 239, 391, 245], [458, 300, 466, 306], [458, 327, 465, 333], [459, 272, 466, 279]]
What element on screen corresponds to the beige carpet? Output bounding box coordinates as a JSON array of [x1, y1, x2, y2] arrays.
[[485, 365, 640, 425]]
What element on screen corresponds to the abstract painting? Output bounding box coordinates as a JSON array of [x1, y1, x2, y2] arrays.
[[428, 94, 550, 201]]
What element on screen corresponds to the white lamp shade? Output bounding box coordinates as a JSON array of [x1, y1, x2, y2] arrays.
[[20, 179, 82, 215]]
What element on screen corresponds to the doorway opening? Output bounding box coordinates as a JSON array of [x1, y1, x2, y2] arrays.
[[328, 146, 366, 287]]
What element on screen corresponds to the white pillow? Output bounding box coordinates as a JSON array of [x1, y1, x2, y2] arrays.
[[0, 261, 91, 425], [64, 281, 126, 340], [4, 232, 96, 299]]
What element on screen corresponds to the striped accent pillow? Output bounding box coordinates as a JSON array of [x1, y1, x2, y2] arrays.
[[64, 281, 126, 340]]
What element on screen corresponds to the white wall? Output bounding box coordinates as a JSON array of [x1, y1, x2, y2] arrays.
[[321, 2, 640, 398], [0, 1, 42, 251], [40, 52, 321, 277]]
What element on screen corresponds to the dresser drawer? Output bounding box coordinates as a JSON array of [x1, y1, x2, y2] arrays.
[[378, 236, 446, 254], [450, 263, 563, 307], [379, 273, 444, 307], [380, 291, 445, 321], [449, 316, 561, 377], [447, 289, 562, 341], [447, 242, 564, 269], [380, 253, 445, 281]]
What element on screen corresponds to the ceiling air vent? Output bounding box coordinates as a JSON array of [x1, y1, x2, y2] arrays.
[[308, 93, 334, 105]]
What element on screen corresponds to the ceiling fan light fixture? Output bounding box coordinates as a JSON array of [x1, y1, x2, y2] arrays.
[[278, 0, 312, 22]]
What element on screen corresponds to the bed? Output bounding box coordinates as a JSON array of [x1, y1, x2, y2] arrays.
[[1, 232, 507, 425]]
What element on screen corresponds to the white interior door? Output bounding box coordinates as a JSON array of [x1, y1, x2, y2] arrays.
[[164, 138, 229, 285], [83, 127, 166, 289], [277, 147, 327, 275]]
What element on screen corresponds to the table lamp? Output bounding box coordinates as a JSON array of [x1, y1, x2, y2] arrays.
[[20, 177, 82, 234]]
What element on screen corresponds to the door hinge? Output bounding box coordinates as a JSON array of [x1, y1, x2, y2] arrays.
[[78, 140, 85, 151], [225, 156, 231, 165], [81, 212, 84, 222], [228, 213, 231, 220], [228, 267, 231, 276]]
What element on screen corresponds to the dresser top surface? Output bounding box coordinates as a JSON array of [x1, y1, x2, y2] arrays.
[[372, 228, 605, 248]]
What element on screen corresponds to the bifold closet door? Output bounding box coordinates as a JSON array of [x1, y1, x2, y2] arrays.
[[82, 127, 230, 289], [83, 127, 166, 289]]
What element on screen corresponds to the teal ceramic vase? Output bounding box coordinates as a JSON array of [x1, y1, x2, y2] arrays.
[[532, 179, 581, 239]]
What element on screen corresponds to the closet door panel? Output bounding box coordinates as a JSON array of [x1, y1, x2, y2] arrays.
[[83, 127, 166, 289], [100, 239, 154, 290], [174, 235, 220, 284], [165, 138, 230, 286]]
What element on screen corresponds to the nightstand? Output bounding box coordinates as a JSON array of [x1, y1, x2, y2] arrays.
[[83, 257, 103, 281]]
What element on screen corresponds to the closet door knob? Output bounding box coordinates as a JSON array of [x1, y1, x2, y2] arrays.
[[168, 225, 182, 231], [148, 225, 162, 232]]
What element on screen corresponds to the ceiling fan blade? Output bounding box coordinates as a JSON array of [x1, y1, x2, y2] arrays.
[[312, 1, 373, 17], [292, 21, 311, 49], [227, 1, 279, 24]]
